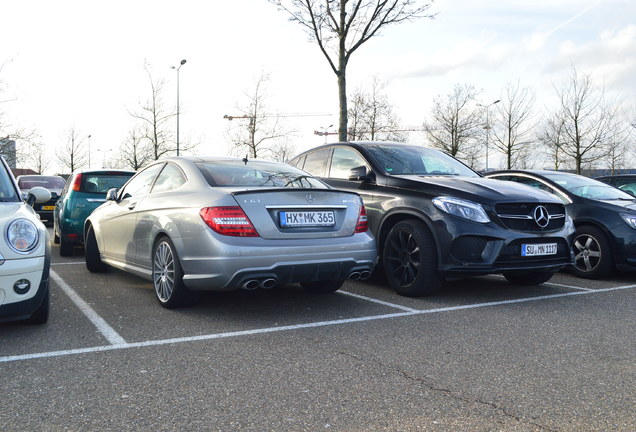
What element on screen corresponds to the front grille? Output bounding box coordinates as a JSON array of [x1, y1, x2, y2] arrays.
[[496, 237, 570, 264], [495, 203, 566, 232]]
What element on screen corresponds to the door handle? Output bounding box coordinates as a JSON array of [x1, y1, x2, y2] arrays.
[[127, 202, 137, 210]]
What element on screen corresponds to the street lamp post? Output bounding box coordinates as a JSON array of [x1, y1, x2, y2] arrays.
[[88, 134, 92, 169], [171, 59, 187, 156], [477, 99, 500, 171]]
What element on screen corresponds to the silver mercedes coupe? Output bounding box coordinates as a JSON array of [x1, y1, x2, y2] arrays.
[[84, 157, 377, 308]]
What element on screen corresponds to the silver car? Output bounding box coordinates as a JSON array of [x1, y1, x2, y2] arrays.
[[84, 157, 377, 308]]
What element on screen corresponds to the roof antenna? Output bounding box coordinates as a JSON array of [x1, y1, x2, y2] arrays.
[[242, 155, 248, 165]]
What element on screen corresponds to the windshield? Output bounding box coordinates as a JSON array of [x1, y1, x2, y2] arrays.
[[196, 160, 328, 188], [543, 172, 635, 200], [0, 161, 20, 202], [18, 176, 66, 190], [364, 144, 479, 177]]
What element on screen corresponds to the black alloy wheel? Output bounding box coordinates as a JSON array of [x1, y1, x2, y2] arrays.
[[571, 226, 614, 279], [382, 219, 442, 297]]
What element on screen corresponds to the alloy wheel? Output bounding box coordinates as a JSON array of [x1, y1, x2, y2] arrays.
[[153, 241, 175, 303]]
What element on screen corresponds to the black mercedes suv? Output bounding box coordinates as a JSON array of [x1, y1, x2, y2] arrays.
[[289, 142, 575, 296]]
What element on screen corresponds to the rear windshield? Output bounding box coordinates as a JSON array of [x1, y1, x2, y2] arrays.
[[80, 173, 135, 194], [196, 160, 327, 188], [18, 176, 66, 190]]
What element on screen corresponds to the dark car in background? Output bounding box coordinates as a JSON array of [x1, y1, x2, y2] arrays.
[[486, 170, 636, 279], [16, 175, 66, 224], [289, 142, 575, 296], [595, 174, 636, 197], [53, 169, 135, 256]]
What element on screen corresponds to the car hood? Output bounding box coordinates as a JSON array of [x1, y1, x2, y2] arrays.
[[598, 198, 636, 211], [392, 175, 561, 204]]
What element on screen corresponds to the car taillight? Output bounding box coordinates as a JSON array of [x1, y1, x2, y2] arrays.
[[355, 205, 368, 233], [72, 173, 83, 192], [199, 206, 259, 237]]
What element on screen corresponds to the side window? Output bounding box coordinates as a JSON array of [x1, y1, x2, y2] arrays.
[[302, 149, 331, 177], [329, 147, 369, 179], [152, 163, 187, 193], [289, 155, 306, 170], [120, 163, 164, 200]]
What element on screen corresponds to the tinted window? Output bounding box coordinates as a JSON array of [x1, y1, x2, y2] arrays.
[[120, 164, 164, 199], [543, 173, 634, 200], [302, 149, 331, 177], [196, 160, 326, 188], [365, 144, 478, 177], [329, 147, 369, 179], [81, 173, 134, 194], [18, 176, 66, 190], [152, 164, 187, 193], [0, 160, 19, 202]]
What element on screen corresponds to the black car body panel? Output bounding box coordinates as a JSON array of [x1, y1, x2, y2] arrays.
[[290, 142, 575, 281], [487, 169, 636, 275]]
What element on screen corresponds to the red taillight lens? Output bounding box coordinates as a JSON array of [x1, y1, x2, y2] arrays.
[[199, 206, 259, 237], [72, 173, 83, 192], [355, 205, 368, 233]]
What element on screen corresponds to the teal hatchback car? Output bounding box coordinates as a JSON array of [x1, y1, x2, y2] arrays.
[[54, 169, 135, 256]]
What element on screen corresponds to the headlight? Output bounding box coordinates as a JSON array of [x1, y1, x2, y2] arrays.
[[432, 196, 490, 223], [6, 218, 40, 253], [620, 213, 636, 229]]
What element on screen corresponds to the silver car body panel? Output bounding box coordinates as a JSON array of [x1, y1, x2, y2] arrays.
[[88, 157, 377, 291]]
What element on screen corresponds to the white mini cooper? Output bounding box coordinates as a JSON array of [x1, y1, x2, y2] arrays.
[[0, 157, 51, 324]]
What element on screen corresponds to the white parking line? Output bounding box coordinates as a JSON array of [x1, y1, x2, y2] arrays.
[[544, 281, 594, 291], [2, 283, 634, 364], [339, 291, 420, 312], [50, 270, 127, 345]]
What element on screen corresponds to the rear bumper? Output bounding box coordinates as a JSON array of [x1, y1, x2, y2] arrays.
[[178, 232, 377, 291]]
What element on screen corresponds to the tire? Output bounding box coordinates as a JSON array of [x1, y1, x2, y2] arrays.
[[85, 225, 109, 273], [301, 279, 345, 293], [53, 227, 60, 245], [59, 236, 74, 257], [571, 226, 614, 279], [382, 219, 443, 297], [25, 284, 49, 325], [503, 270, 555, 285], [153, 237, 192, 308]]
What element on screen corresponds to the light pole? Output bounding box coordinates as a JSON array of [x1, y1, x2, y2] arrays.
[[96, 148, 112, 168], [477, 99, 500, 171], [171, 59, 187, 156], [88, 134, 92, 169], [319, 124, 333, 144]]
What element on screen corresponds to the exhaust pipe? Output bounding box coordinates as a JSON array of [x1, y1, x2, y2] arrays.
[[261, 278, 277, 289], [242, 280, 260, 290], [349, 271, 361, 280], [359, 271, 371, 280]]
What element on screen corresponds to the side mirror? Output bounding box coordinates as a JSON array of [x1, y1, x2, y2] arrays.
[[348, 165, 373, 182], [26, 187, 51, 206], [106, 188, 118, 201]]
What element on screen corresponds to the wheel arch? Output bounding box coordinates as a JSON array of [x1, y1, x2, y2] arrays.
[[377, 209, 440, 261]]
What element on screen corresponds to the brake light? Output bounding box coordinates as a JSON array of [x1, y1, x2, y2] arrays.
[[72, 173, 83, 192], [355, 205, 368, 233], [199, 206, 259, 237]]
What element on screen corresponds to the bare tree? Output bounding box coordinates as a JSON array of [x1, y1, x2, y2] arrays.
[[226, 72, 295, 159], [489, 81, 536, 169], [551, 67, 625, 174], [424, 84, 482, 164], [347, 77, 405, 141], [57, 127, 88, 173], [129, 64, 186, 161], [20, 136, 50, 174], [269, 0, 434, 141], [115, 128, 153, 170]]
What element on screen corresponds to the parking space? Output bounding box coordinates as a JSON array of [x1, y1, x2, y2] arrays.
[[1, 231, 635, 431]]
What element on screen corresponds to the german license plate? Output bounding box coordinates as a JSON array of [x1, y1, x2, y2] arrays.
[[521, 243, 557, 256], [279, 210, 335, 227], [42, 205, 55, 210]]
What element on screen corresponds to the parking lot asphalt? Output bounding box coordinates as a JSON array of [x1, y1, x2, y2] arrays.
[[1, 229, 635, 431]]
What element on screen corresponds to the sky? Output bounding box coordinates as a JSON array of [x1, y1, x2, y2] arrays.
[[2, 0, 635, 174]]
